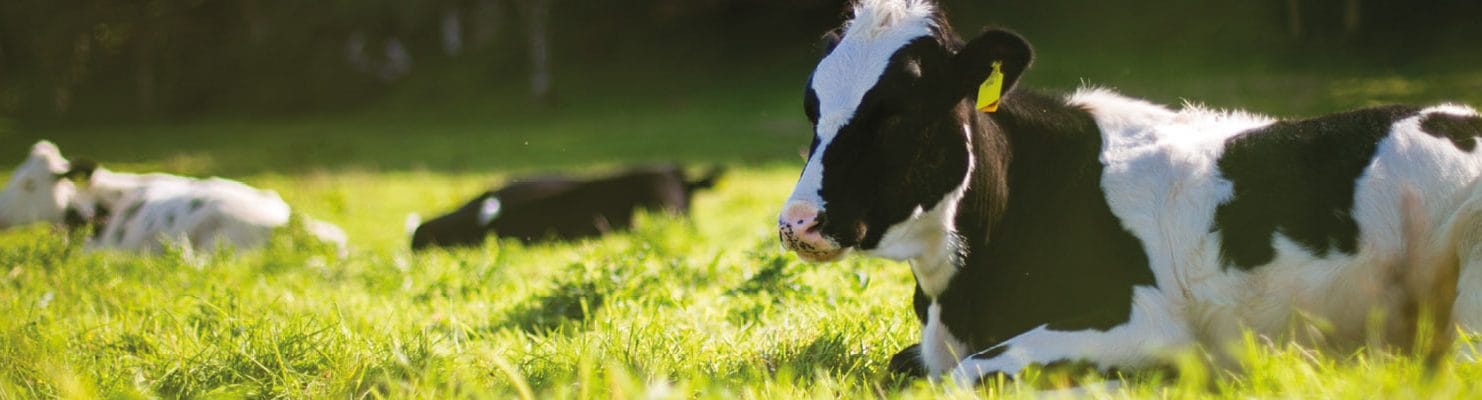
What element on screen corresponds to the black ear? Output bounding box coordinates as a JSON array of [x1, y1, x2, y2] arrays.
[[951, 28, 1033, 101], [819, 28, 843, 55], [61, 158, 98, 182]]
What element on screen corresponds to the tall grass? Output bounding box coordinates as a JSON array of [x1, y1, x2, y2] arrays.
[[4, 167, 1482, 398]]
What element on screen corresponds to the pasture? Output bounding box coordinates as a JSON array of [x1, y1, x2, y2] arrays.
[[6, 62, 1482, 398]]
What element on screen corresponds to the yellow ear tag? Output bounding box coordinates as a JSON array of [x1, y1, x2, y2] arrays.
[[976, 61, 1004, 112]]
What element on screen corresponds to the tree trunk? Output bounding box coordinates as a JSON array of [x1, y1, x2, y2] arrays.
[[442, 7, 463, 56], [469, 0, 504, 51], [135, 32, 158, 116], [1286, 0, 1304, 39], [519, 0, 553, 105], [1343, 0, 1362, 37]]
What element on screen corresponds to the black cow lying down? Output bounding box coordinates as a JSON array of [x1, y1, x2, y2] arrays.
[[409, 164, 722, 249]]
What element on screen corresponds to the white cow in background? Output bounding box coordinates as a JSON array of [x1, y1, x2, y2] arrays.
[[1, 140, 346, 254], [0, 141, 75, 230]]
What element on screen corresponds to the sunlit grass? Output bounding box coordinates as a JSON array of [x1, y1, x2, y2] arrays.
[[7, 56, 1482, 399], [3, 168, 1482, 398]]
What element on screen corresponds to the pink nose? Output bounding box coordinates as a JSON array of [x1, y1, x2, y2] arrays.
[[780, 201, 822, 236], [779, 201, 838, 260]]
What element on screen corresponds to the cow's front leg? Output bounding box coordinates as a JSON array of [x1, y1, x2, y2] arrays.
[[950, 289, 1190, 386]]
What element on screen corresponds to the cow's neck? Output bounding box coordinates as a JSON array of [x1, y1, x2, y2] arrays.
[[932, 89, 1105, 285], [909, 102, 1013, 299]]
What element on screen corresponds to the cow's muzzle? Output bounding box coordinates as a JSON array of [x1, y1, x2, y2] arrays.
[[778, 200, 847, 262]]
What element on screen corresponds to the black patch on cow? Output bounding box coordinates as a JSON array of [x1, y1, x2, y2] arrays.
[[1420, 112, 1482, 151], [63, 208, 88, 230], [911, 284, 929, 325], [61, 158, 97, 182], [188, 198, 205, 211], [1213, 105, 1419, 270], [935, 90, 1156, 352], [119, 202, 144, 227], [165, 213, 177, 227], [803, 86, 820, 125], [89, 205, 112, 240]]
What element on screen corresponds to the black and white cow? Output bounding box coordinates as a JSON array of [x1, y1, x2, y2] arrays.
[[1, 141, 347, 254], [778, 0, 1482, 384], [409, 164, 722, 249]]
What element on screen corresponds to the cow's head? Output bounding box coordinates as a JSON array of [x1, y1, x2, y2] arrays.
[[779, 0, 1030, 262], [410, 193, 502, 250], [0, 141, 81, 230]]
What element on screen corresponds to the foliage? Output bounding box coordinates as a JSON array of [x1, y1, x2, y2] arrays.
[[0, 0, 840, 119], [5, 0, 1481, 120]]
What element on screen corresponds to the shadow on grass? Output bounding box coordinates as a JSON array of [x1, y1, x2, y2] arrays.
[[490, 262, 660, 335]]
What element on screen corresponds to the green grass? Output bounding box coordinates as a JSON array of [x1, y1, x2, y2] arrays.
[[7, 64, 1482, 398]]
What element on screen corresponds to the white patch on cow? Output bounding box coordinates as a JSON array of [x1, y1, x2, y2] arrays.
[[0, 141, 76, 229], [787, 0, 936, 207], [870, 124, 976, 298], [949, 286, 1191, 383], [79, 169, 292, 253], [920, 301, 971, 378], [1070, 88, 1482, 366], [477, 197, 502, 226]]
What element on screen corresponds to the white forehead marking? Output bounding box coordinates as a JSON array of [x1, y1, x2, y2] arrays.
[[811, 0, 935, 144], [789, 0, 936, 206]]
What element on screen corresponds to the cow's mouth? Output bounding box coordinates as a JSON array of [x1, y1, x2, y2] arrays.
[[795, 246, 848, 262], [780, 228, 850, 262]]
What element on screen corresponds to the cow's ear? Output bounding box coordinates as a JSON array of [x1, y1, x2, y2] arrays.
[[951, 28, 1033, 107], [61, 158, 98, 182]]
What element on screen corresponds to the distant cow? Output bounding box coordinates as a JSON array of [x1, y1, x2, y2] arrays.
[[1, 141, 346, 254], [0, 141, 76, 230], [779, 0, 1482, 385], [409, 165, 722, 249]]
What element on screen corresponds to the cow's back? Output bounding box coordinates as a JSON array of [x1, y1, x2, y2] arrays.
[[491, 165, 690, 242], [91, 175, 291, 253]]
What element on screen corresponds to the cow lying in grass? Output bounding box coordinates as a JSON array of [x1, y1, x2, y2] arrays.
[[778, 0, 1482, 385], [1, 141, 346, 254], [409, 165, 722, 249]]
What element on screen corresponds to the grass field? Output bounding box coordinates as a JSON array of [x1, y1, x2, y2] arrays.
[[7, 63, 1482, 398]]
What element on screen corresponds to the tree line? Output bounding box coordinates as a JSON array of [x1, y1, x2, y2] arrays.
[[1, 0, 1476, 120], [0, 0, 839, 119]]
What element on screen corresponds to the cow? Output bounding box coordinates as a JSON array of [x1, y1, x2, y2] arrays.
[[0, 141, 77, 230], [1, 141, 347, 254], [409, 164, 723, 249], [777, 0, 1482, 385]]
